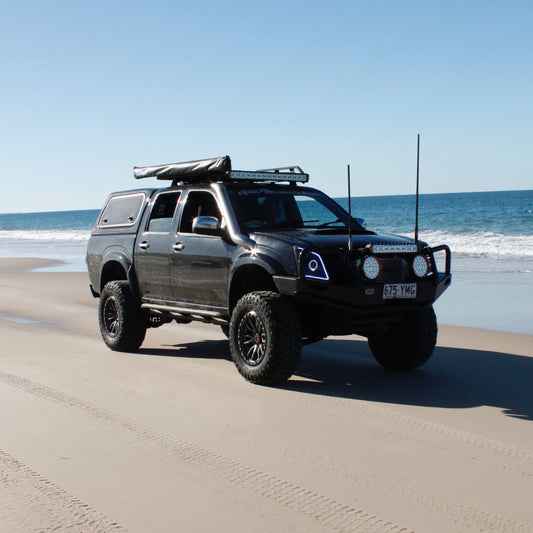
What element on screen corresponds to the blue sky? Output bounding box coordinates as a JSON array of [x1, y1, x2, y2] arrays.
[[1, 0, 532, 213]]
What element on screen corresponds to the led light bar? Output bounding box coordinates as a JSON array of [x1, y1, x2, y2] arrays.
[[228, 170, 309, 183], [371, 243, 418, 254]]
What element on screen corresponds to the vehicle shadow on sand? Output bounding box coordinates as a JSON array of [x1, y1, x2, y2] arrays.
[[139, 336, 533, 422], [290, 338, 533, 421], [138, 340, 233, 361]]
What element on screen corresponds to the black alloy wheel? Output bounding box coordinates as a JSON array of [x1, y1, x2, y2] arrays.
[[237, 310, 267, 366], [103, 296, 120, 337], [229, 291, 302, 385], [98, 280, 146, 352]]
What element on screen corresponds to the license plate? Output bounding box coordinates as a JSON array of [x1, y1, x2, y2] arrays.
[[383, 283, 417, 299]]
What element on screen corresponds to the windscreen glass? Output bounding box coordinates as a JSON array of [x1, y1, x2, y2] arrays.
[[228, 188, 361, 231]]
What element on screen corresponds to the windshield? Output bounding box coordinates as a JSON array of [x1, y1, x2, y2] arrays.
[[227, 187, 364, 231]]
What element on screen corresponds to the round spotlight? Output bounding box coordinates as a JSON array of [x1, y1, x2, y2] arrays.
[[412, 255, 430, 277], [362, 255, 381, 280]]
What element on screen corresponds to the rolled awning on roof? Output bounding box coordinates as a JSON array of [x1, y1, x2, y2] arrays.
[[133, 156, 231, 180]]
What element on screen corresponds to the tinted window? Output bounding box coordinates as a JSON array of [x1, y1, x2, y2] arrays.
[[228, 189, 352, 230], [100, 193, 145, 227], [146, 192, 181, 233], [179, 191, 221, 233]]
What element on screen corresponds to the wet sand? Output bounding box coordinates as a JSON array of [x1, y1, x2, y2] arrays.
[[1, 258, 532, 532]]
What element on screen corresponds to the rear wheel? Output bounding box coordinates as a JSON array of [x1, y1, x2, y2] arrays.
[[229, 291, 301, 385], [99, 281, 146, 352], [368, 306, 437, 370]]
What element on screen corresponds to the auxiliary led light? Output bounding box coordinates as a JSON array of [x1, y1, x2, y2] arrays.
[[229, 170, 309, 183], [412, 255, 430, 277], [371, 243, 418, 254], [362, 256, 381, 280]]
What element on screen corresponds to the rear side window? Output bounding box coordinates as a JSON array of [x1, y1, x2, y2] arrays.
[[99, 193, 145, 228]]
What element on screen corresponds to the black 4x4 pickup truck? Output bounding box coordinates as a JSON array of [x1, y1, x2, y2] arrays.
[[87, 156, 451, 385]]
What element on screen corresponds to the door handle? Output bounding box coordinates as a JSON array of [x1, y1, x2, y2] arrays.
[[172, 242, 185, 252], [138, 241, 150, 250]]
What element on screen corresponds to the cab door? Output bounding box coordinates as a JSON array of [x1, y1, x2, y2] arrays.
[[135, 191, 181, 302], [169, 190, 231, 307]]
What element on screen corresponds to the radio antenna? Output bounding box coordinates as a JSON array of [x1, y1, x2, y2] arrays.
[[414, 134, 420, 244], [347, 164, 353, 252]]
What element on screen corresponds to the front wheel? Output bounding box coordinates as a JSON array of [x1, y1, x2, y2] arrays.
[[98, 281, 146, 352], [229, 291, 302, 385], [368, 306, 437, 370]]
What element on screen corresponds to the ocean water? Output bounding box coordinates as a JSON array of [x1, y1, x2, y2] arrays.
[[0, 191, 531, 334], [0, 209, 99, 272]]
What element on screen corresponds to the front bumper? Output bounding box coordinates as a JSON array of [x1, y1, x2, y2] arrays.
[[274, 272, 451, 315], [273, 244, 452, 317]]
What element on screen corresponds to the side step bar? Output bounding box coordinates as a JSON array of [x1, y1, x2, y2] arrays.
[[141, 303, 228, 326]]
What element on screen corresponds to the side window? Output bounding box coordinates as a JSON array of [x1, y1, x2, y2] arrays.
[[100, 193, 145, 227], [179, 191, 221, 234], [146, 192, 181, 233]]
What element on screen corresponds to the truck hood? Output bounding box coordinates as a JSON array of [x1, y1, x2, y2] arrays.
[[249, 229, 418, 252]]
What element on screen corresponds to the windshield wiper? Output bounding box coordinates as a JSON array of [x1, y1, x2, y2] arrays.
[[316, 219, 345, 228]]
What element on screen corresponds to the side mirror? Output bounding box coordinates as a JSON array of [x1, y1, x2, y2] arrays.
[[192, 216, 221, 235], [354, 217, 366, 229]]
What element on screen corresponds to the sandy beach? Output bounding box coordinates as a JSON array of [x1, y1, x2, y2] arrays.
[[1, 257, 532, 532]]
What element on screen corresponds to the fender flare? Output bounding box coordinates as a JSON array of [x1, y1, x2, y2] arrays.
[[99, 250, 134, 293], [230, 251, 285, 280]]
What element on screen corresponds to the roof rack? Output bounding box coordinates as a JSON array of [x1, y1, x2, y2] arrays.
[[133, 156, 309, 184]]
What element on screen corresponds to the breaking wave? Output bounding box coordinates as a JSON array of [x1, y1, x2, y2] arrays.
[[0, 230, 91, 242], [404, 230, 533, 259]]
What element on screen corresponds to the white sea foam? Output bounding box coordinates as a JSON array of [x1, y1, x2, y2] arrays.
[[0, 230, 91, 242], [408, 230, 533, 258]]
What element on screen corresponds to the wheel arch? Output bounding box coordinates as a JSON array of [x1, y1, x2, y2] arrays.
[[99, 253, 132, 293], [229, 263, 277, 312]]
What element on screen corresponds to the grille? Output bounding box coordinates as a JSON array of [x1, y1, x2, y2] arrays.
[[378, 257, 407, 282]]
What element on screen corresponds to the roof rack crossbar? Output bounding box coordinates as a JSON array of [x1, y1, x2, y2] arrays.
[[255, 166, 306, 174]]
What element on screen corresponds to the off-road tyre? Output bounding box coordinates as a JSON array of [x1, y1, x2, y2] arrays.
[[368, 306, 437, 370], [98, 280, 146, 352], [229, 291, 302, 385]]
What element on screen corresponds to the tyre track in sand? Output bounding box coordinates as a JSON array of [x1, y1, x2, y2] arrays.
[[2, 369, 532, 532], [0, 448, 125, 533], [330, 397, 533, 475], [204, 417, 532, 533], [0, 370, 409, 532]]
